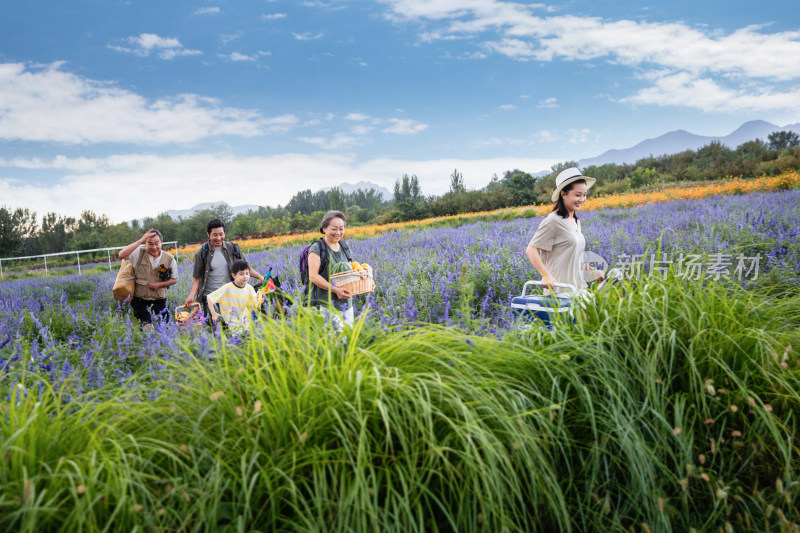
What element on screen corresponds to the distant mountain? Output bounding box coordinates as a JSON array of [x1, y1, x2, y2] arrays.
[[158, 202, 260, 221], [138, 181, 392, 224], [317, 181, 393, 201], [579, 120, 800, 167]]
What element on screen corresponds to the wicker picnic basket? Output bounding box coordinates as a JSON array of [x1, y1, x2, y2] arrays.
[[330, 267, 375, 296], [174, 303, 204, 330]]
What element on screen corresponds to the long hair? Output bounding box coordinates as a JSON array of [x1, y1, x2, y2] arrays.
[[552, 179, 586, 220]]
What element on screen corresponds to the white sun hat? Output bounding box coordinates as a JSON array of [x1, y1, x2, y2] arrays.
[[551, 167, 596, 202]]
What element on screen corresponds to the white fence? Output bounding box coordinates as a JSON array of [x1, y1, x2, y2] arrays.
[[0, 242, 179, 279]]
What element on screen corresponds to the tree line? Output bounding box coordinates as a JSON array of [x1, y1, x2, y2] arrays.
[[2, 130, 798, 258]]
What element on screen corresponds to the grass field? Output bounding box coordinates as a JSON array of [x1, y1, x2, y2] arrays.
[[1, 185, 799, 531]]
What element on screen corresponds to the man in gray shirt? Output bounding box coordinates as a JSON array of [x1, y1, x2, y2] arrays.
[[184, 218, 264, 319]]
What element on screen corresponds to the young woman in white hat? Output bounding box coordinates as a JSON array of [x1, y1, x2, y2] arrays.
[[526, 167, 604, 293]]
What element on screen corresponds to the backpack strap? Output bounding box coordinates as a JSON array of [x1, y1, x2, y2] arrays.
[[232, 242, 243, 260], [340, 240, 352, 262], [316, 237, 329, 275], [318, 239, 350, 273], [132, 245, 148, 281]]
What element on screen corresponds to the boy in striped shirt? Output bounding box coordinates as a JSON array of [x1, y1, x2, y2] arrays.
[[206, 259, 261, 331]]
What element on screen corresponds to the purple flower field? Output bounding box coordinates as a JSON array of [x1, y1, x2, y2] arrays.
[[249, 189, 800, 327], [1, 190, 798, 394]]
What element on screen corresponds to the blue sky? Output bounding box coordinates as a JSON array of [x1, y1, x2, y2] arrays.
[[1, 0, 799, 222]]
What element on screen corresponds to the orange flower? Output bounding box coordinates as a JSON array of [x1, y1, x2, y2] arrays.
[[174, 170, 800, 255]]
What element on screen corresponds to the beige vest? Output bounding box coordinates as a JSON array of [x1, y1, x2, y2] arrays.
[[134, 252, 175, 300]]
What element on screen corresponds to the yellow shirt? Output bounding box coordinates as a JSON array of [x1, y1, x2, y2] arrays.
[[206, 282, 260, 330]]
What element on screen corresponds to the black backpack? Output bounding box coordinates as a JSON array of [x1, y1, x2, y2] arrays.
[[299, 238, 352, 289], [200, 241, 243, 265]]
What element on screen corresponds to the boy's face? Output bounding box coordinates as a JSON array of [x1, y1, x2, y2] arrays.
[[232, 268, 250, 287]]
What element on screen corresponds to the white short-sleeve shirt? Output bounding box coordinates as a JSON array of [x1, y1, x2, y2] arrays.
[[528, 211, 588, 293]]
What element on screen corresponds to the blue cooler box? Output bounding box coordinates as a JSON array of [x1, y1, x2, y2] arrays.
[[512, 281, 576, 328]]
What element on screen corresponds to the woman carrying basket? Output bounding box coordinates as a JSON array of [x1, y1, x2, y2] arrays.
[[306, 211, 355, 328]]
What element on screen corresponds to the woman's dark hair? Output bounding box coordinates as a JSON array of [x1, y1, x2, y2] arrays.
[[207, 218, 225, 234], [552, 179, 586, 220], [319, 211, 346, 234], [230, 259, 249, 274]]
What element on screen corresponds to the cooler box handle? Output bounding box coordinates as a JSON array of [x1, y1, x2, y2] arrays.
[[521, 280, 577, 297]]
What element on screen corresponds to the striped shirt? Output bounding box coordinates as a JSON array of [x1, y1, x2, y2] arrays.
[[206, 282, 260, 330]]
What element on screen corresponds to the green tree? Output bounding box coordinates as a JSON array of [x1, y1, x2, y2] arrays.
[[768, 130, 800, 151], [394, 174, 423, 203], [101, 222, 140, 249], [231, 212, 260, 237], [393, 175, 427, 221], [0, 206, 38, 257], [69, 210, 109, 250], [450, 168, 465, 194], [327, 187, 346, 212], [628, 167, 662, 189], [549, 161, 579, 175], [38, 212, 75, 254], [136, 213, 179, 245], [504, 170, 538, 206]]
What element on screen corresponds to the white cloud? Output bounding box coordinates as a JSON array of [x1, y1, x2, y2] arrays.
[[351, 125, 374, 135], [220, 32, 243, 44], [298, 133, 360, 150], [0, 155, 101, 172], [379, 0, 800, 112], [293, 32, 325, 41], [0, 62, 297, 144], [109, 33, 202, 60], [384, 0, 800, 79], [344, 113, 372, 121], [498, 104, 516, 111], [536, 97, 558, 108], [195, 7, 220, 15], [470, 130, 559, 148], [0, 153, 560, 222], [220, 52, 257, 62], [483, 38, 539, 60], [538, 130, 557, 142], [262, 13, 287, 20], [218, 51, 270, 62], [301, 1, 348, 10], [383, 118, 428, 134], [622, 71, 800, 113], [568, 128, 596, 145]]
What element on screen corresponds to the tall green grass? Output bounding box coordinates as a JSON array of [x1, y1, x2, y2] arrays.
[[1, 277, 798, 531]]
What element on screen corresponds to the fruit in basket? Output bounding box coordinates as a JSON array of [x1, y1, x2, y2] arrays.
[[361, 263, 370, 270], [349, 261, 364, 271], [332, 262, 353, 274]]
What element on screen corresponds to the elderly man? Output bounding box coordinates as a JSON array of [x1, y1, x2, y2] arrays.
[[118, 228, 178, 325]]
